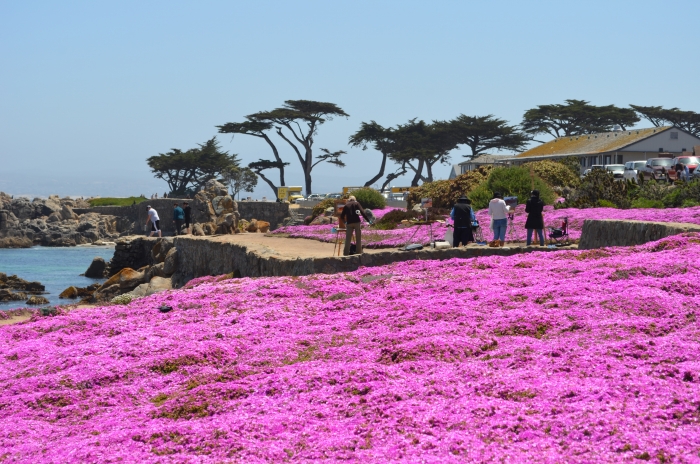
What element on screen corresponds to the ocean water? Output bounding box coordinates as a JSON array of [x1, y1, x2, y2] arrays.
[[0, 246, 115, 309]]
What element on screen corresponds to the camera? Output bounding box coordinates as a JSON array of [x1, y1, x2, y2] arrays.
[[504, 196, 518, 220]]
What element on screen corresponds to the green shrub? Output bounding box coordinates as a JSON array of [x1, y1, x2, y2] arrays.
[[469, 166, 556, 210], [311, 198, 338, 221], [554, 157, 583, 180], [373, 209, 418, 230], [597, 200, 616, 208], [631, 198, 665, 209], [407, 167, 492, 209], [111, 294, 134, 305], [351, 188, 386, 210], [88, 196, 147, 207], [682, 199, 700, 207], [524, 160, 581, 188], [560, 169, 630, 209]]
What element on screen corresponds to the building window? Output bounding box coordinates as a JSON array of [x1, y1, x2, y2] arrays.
[[671, 132, 678, 139], [604, 155, 611, 165], [616, 155, 623, 164]]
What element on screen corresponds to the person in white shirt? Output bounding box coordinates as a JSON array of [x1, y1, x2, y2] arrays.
[[146, 205, 162, 237], [488, 192, 509, 247]]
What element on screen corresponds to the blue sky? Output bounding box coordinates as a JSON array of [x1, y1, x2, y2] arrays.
[[1, 0, 699, 198]]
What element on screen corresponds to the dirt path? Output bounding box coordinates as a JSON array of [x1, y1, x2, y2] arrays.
[[201, 233, 388, 258]]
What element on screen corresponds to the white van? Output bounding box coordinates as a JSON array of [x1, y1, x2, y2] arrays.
[[623, 161, 647, 182]]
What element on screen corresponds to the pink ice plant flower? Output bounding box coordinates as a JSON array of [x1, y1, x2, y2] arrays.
[[2, 233, 700, 462]]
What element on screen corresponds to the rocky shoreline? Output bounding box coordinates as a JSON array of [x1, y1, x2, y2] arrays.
[[0, 192, 122, 248], [0, 273, 49, 305]]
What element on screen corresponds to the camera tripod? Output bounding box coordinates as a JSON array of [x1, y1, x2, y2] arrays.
[[506, 213, 517, 242]]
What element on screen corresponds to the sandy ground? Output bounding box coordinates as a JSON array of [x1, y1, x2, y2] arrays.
[[0, 305, 96, 327], [196, 233, 388, 258], [185, 232, 569, 258]]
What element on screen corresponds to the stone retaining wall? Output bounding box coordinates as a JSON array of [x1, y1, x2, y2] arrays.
[[170, 236, 570, 287], [578, 219, 700, 250], [109, 236, 159, 274], [75, 200, 290, 235], [237, 202, 290, 230]]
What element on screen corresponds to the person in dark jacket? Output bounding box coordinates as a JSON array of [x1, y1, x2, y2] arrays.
[[340, 195, 369, 256], [183, 202, 192, 234], [450, 195, 475, 247], [525, 190, 545, 246]]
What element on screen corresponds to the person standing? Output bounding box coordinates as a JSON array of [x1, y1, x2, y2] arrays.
[[488, 192, 509, 247], [173, 203, 185, 236], [525, 190, 545, 246], [341, 195, 369, 256], [450, 195, 475, 247], [146, 205, 162, 237], [183, 201, 192, 234]]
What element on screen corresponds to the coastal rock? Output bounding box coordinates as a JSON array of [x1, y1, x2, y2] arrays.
[[0, 274, 45, 293], [212, 195, 234, 215], [93, 284, 120, 302], [192, 223, 205, 236], [146, 262, 166, 281], [247, 219, 259, 233], [26, 296, 50, 305], [59, 205, 79, 221], [130, 276, 172, 298], [118, 268, 146, 290], [0, 237, 32, 248], [151, 238, 174, 263], [163, 248, 178, 276], [84, 257, 107, 278], [0, 289, 26, 302], [204, 179, 229, 197], [59, 286, 79, 299], [311, 215, 331, 225], [47, 212, 62, 223], [257, 220, 270, 233], [202, 222, 217, 236]]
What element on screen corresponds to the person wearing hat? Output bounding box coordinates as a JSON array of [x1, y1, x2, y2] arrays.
[[146, 205, 162, 237], [340, 195, 370, 256], [525, 190, 545, 246], [450, 195, 475, 247], [488, 192, 509, 247]]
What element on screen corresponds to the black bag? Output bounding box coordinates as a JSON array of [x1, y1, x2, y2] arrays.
[[349, 243, 357, 254], [402, 243, 423, 251], [550, 228, 563, 238]]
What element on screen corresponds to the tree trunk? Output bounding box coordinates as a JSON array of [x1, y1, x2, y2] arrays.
[[425, 161, 434, 183], [410, 159, 425, 186], [255, 172, 278, 198], [262, 134, 286, 187], [364, 153, 388, 187]]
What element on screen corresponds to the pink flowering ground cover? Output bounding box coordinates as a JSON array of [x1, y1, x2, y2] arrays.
[[2, 234, 700, 462], [276, 206, 700, 247]]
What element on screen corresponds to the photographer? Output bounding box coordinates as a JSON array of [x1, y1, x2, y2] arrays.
[[450, 195, 475, 247], [340, 195, 370, 256], [525, 190, 545, 246], [488, 192, 509, 247]]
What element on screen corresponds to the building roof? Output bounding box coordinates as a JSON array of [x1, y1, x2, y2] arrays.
[[514, 126, 673, 158], [458, 154, 511, 166]]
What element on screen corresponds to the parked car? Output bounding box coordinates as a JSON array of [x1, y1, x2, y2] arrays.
[[605, 164, 625, 180], [667, 155, 700, 181], [623, 161, 647, 182], [640, 158, 675, 182], [325, 193, 343, 199], [288, 194, 305, 203], [306, 193, 325, 201]]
